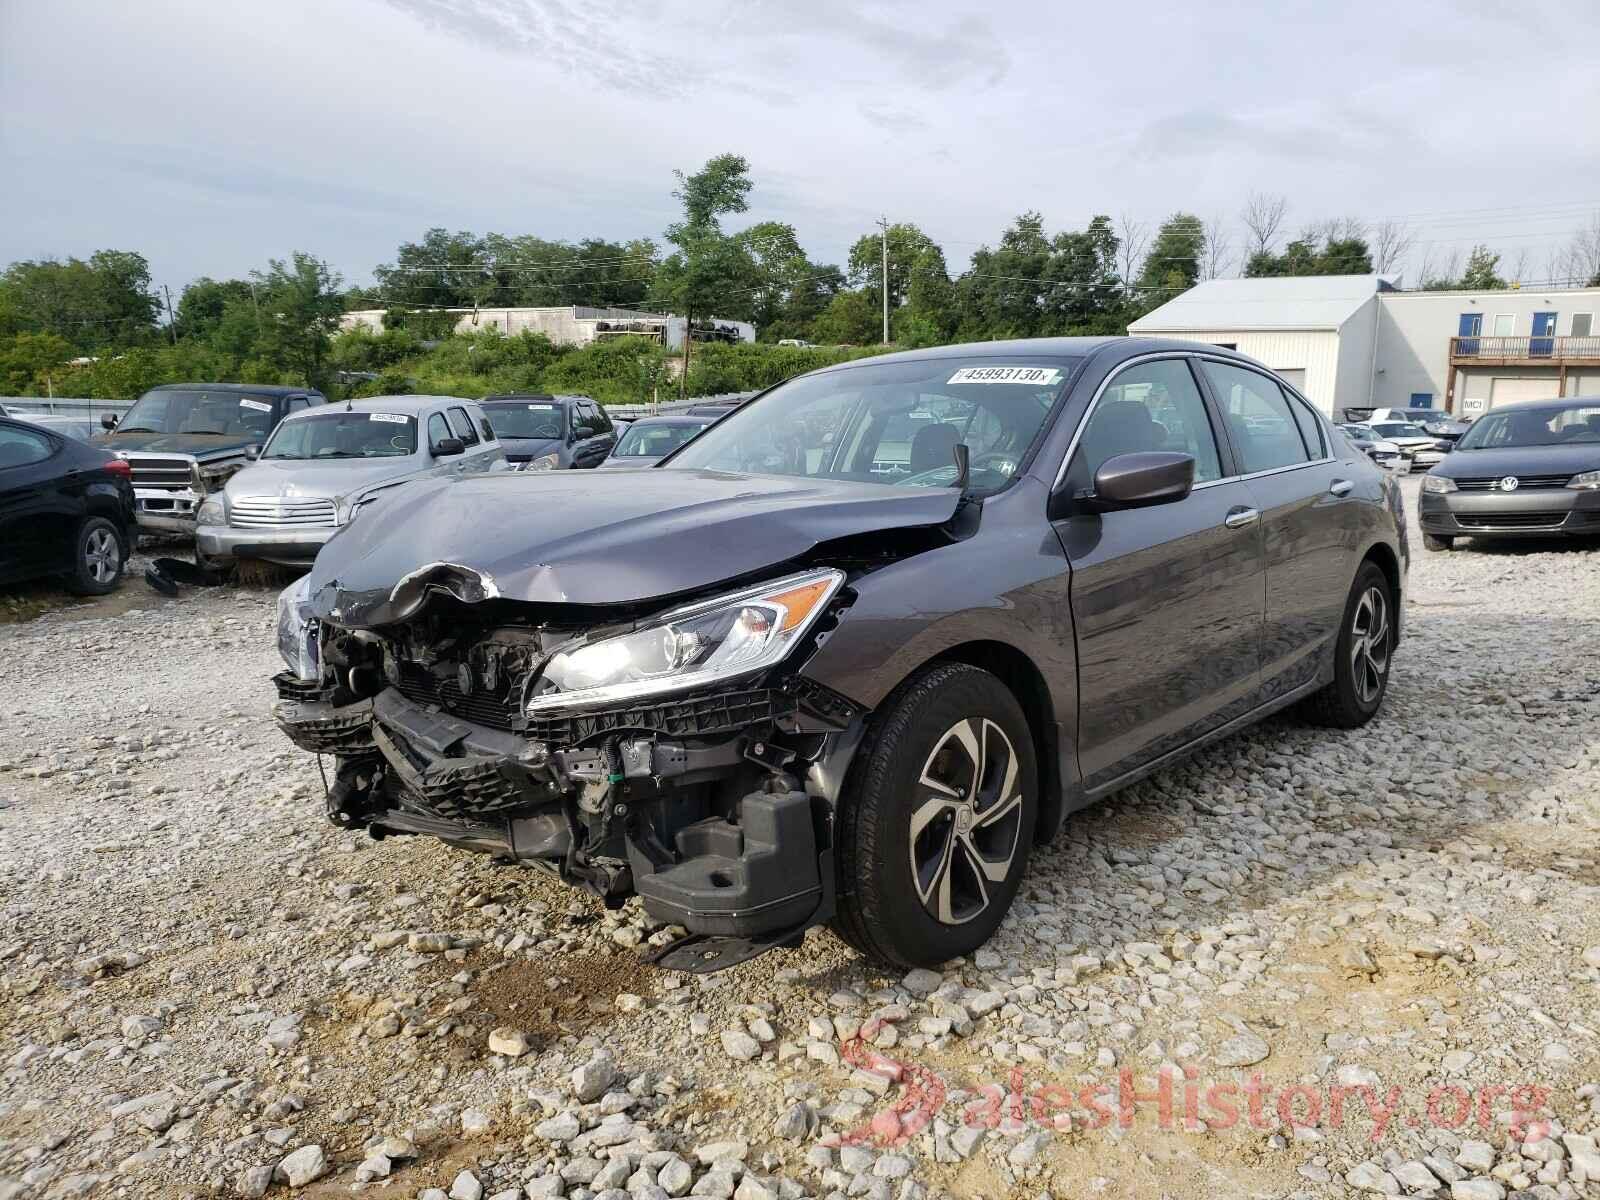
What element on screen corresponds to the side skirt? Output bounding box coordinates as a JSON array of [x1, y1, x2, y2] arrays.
[[1078, 673, 1329, 807]]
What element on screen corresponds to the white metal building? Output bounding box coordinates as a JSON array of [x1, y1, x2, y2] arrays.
[[340, 306, 756, 351], [1129, 276, 1600, 419], [1128, 276, 1390, 417]]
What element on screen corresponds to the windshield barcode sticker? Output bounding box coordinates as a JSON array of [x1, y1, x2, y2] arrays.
[[947, 366, 1063, 387], [369, 413, 407, 424], [239, 398, 273, 412]]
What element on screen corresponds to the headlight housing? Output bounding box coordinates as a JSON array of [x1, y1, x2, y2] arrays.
[[1421, 474, 1457, 494], [522, 453, 560, 472], [526, 568, 845, 714], [196, 495, 226, 525], [275, 574, 320, 681], [1568, 470, 1600, 490]]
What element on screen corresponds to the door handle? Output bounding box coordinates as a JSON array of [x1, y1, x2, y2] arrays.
[[1224, 507, 1260, 529], [1329, 478, 1354, 497]]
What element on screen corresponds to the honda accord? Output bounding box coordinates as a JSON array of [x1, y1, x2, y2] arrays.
[[272, 338, 1407, 970]]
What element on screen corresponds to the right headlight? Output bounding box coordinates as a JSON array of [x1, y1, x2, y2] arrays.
[[196, 495, 226, 525], [522, 453, 560, 472], [526, 568, 845, 714], [1421, 474, 1457, 493], [1567, 470, 1600, 491], [275, 574, 320, 681]]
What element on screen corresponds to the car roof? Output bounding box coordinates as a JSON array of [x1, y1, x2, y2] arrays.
[[1475, 395, 1600, 415], [281, 395, 473, 418], [481, 393, 589, 404], [804, 336, 1260, 378], [625, 414, 715, 428], [146, 382, 322, 396]]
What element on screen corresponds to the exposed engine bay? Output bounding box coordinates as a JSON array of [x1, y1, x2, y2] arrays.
[[272, 575, 869, 971]]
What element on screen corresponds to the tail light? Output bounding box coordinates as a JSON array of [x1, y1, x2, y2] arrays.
[[103, 458, 132, 478]]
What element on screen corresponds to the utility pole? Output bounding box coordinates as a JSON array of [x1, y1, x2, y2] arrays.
[[878, 217, 891, 344], [163, 285, 178, 345]]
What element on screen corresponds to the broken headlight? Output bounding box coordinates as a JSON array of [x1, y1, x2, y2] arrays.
[[276, 574, 320, 681], [526, 568, 844, 713]]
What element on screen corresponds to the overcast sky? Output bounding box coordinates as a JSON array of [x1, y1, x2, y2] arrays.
[[3, 0, 1597, 296]]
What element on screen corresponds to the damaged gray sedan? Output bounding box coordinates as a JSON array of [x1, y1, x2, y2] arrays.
[[273, 338, 1406, 971]]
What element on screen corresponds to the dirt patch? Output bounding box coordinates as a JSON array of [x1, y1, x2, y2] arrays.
[[461, 952, 657, 1049]]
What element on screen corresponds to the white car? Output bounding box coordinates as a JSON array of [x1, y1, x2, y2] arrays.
[[1362, 420, 1447, 471], [196, 395, 505, 567]]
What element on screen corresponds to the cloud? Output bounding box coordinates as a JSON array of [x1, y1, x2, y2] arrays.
[[858, 103, 930, 136]]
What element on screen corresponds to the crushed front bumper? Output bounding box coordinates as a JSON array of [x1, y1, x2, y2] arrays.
[[134, 487, 200, 534], [272, 679, 833, 955]]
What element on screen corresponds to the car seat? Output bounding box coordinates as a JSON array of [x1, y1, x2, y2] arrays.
[[909, 422, 960, 473]]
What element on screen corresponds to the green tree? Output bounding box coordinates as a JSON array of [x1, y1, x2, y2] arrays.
[[1136, 214, 1207, 299], [810, 289, 880, 345], [845, 223, 939, 334], [0, 250, 160, 352], [1244, 233, 1374, 278], [0, 331, 74, 394], [1458, 245, 1506, 290], [249, 254, 345, 389], [176, 277, 257, 341]]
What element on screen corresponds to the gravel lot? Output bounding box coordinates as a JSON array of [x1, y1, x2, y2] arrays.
[[3, 475, 1599, 1200]]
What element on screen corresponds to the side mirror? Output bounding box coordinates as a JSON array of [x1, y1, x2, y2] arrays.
[[1438, 442, 1453, 453], [101, 412, 119, 431], [244, 444, 261, 461], [1077, 451, 1195, 513], [572, 424, 595, 440], [433, 437, 465, 457]]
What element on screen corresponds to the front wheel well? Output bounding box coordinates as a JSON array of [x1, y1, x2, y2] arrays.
[[921, 640, 1063, 842]]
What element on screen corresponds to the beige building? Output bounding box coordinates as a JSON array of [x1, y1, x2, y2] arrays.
[[1130, 276, 1600, 419], [340, 306, 755, 351]]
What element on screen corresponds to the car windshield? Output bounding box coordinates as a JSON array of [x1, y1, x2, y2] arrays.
[[664, 356, 1079, 492], [262, 411, 417, 459], [486, 402, 565, 439], [615, 420, 710, 457], [119, 388, 281, 437], [1340, 425, 1371, 440], [1455, 403, 1600, 449], [1370, 422, 1428, 439]]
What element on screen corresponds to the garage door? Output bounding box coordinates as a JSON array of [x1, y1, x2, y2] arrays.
[[1275, 368, 1307, 393], [1489, 377, 1560, 408]]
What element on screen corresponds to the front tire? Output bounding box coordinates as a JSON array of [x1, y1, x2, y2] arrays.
[[64, 517, 124, 596], [1300, 561, 1395, 729], [831, 663, 1037, 969], [1421, 532, 1455, 552]]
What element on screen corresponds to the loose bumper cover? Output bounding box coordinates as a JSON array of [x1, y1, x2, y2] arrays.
[[272, 679, 827, 946]]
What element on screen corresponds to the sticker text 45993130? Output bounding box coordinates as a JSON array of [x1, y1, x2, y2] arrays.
[[947, 366, 1063, 387]]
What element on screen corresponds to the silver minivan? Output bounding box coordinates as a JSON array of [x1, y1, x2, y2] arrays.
[[196, 395, 504, 567]]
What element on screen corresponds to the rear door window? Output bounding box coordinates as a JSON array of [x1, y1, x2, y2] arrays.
[[1201, 361, 1312, 474], [1286, 394, 1327, 459]]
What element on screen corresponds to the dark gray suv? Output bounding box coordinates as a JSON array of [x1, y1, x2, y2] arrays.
[[273, 338, 1407, 971]]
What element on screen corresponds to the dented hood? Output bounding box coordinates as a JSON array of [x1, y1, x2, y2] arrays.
[[306, 467, 961, 626]]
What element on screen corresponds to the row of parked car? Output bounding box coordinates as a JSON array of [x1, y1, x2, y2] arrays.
[[0, 387, 744, 593]]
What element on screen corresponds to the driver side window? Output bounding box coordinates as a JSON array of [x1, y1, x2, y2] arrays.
[[427, 412, 452, 451], [1073, 358, 1222, 485]]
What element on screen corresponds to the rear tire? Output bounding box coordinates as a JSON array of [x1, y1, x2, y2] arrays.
[[1300, 561, 1395, 729], [64, 517, 124, 596], [831, 663, 1037, 969], [1421, 532, 1455, 552]]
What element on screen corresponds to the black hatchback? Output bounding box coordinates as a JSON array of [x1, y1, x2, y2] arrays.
[[0, 417, 136, 594], [481, 394, 616, 469]]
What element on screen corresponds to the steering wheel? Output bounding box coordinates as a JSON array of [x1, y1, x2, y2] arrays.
[[900, 451, 1018, 489]]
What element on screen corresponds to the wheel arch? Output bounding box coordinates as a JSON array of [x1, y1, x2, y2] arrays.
[[900, 639, 1066, 844], [1359, 539, 1404, 643]]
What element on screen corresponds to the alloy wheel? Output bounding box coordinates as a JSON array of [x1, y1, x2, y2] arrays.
[[1349, 585, 1390, 705], [907, 717, 1025, 925], [85, 527, 120, 584]]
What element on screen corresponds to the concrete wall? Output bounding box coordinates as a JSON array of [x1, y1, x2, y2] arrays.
[[1374, 287, 1600, 411], [1144, 329, 1344, 416], [1332, 298, 1379, 418]]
